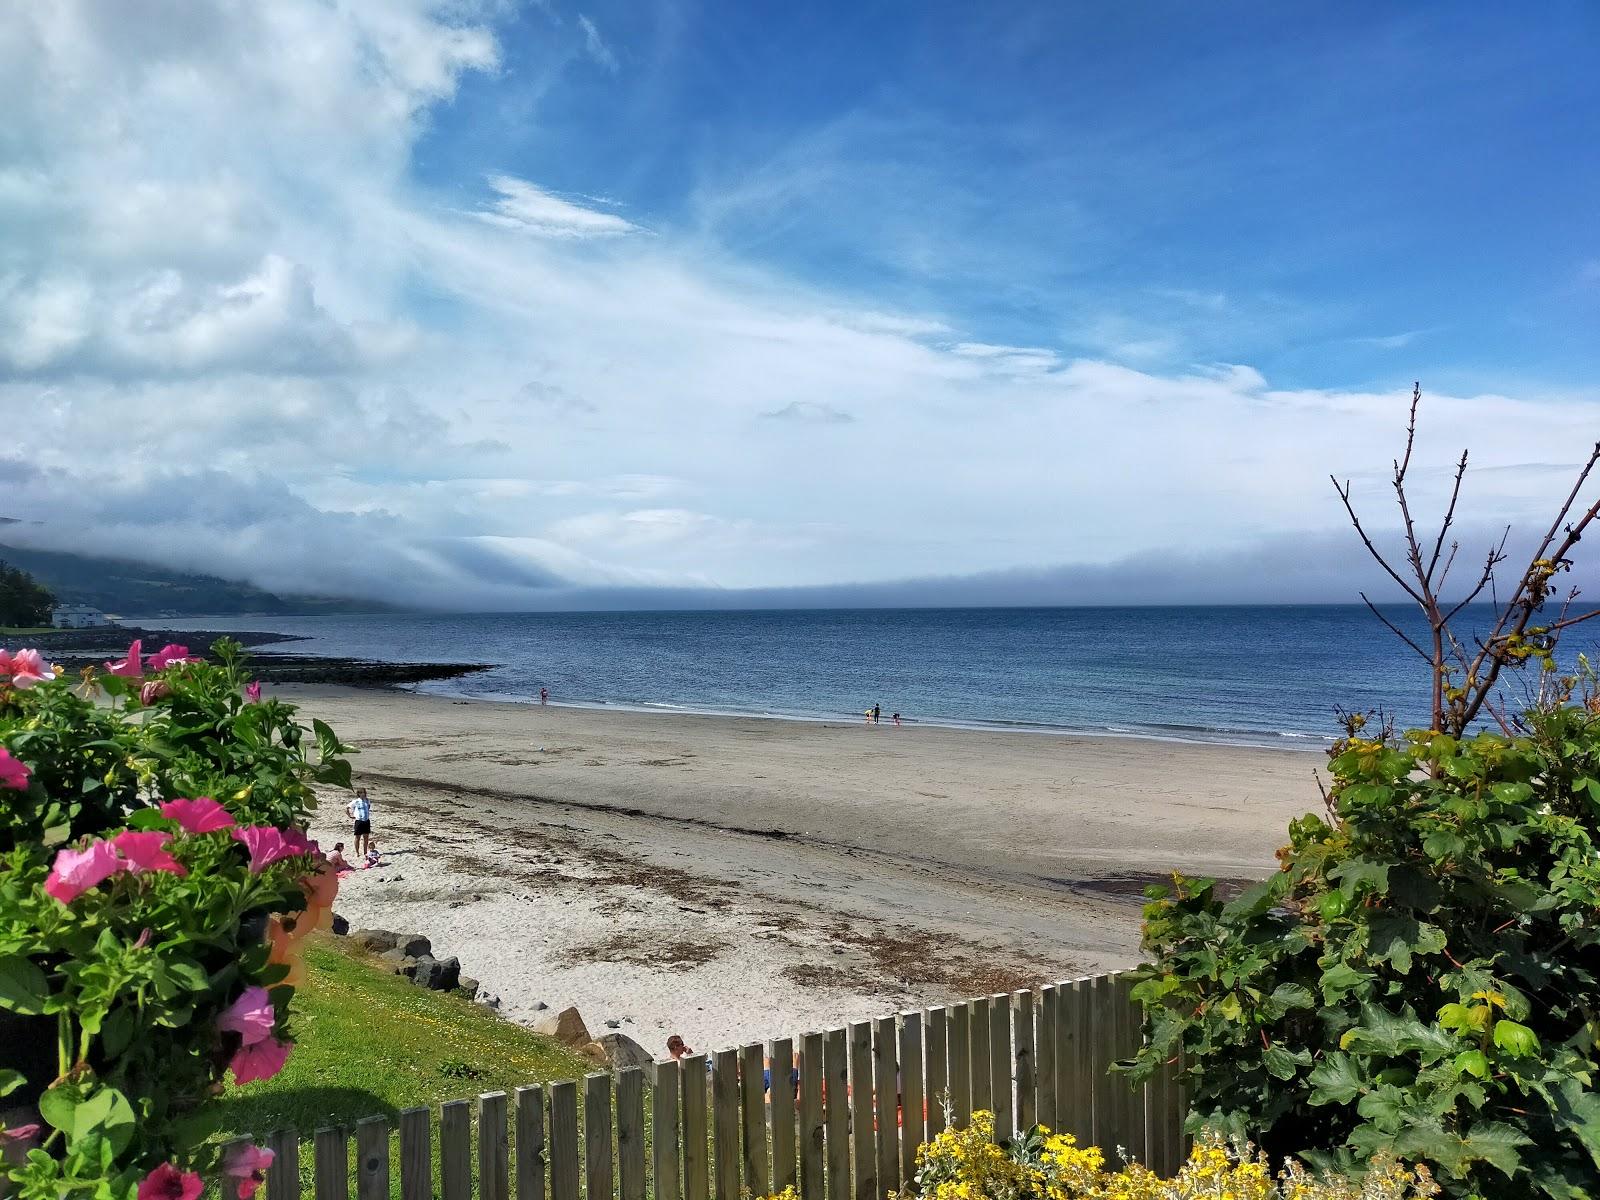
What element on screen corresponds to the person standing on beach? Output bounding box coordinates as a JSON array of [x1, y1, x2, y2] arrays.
[[872, 703, 881, 724], [540, 686, 549, 704], [346, 787, 373, 859]]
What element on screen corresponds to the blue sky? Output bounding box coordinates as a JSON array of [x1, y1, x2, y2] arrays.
[[1, 2, 1598, 607], [422, 2, 1600, 393]]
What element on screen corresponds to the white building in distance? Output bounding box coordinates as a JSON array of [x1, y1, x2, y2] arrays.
[[52, 604, 111, 629]]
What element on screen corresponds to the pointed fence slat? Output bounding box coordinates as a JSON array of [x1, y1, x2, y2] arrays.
[[713, 1049, 742, 1200], [799, 1032, 826, 1200], [1064, 979, 1091, 1145], [517, 1085, 547, 1200], [823, 1028, 851, 1200], [314, 1127, 348, 1200], [1088, 976, 1114, 1149], [848, 1021, 875, 1200], [653, 1065, 682, 1200], [1014, 991, 1036, 1132], [355, 1116, 390, 1200], [400, 1106, 432, 1200], [771, 1037, 798, 1193], [618, 1069, 647, 1200], [872, 1016, 899, 1194], [682, 1056, 710, 1200], [550, 1081, 582, 1200], [898, 1011, 923, 1183]]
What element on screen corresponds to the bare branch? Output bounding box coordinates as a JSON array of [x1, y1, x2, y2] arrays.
[[1331, 476, 1425, 604], [1358, 592, 1432, 663], [1441, 529, 1509, 626], [1427, 448, 1470, 584]]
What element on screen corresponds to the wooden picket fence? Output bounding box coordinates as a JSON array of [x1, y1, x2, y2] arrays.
[[252, 970, 1185, 1199]]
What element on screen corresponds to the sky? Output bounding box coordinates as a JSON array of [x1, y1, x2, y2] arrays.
[[1, 1, 1599, 609]]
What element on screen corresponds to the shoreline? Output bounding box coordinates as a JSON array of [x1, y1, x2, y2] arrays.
[[287, 683, 1320, 1050]]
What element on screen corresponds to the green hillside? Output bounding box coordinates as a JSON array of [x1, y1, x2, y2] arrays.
[[0, 541, 393, 617]]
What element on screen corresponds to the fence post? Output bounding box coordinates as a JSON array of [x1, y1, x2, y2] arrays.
[[266, 1128, 300, 1200], [355, 1116, 390, 1200], [1013, 991, 1035, 1133], [585, 1073, 614, 1200], [988, 996, 1011, 1142], [682, 1055, 710, 1200], [799, 1032, 826, 1200], [872, 1016, 899, 1194], [618, 1068, 647, 1200], [848, 1021, 874, 1200], [549, 1080, 581, 1200], [481, 1092, 510, 1200], [739, 1042, 771, 1198], [441, 1099, 472, 1200], [967, 998, 990, 1117], [924, 1007, 948, 1139], [713, 1049, 741, 1200], [399, 1106, 432, 1200], [771, 1037, 797, 1193], [653, 1064, 682, 1200], [948, 1003, 970, 1128], [313, 1127, 349, 1200], [1035, 986, 1056, 1133], [823, 1028, 851, 1200], [898, 1011, 923, 1184], [516, 1085, 547, 1200]]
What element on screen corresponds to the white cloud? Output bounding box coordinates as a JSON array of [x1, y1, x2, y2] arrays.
[[3, 0, 1599, 608], [576, 14, 618, 72], [476, 174, 640, 238]]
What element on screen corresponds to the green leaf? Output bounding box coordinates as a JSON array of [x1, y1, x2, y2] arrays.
[[1262, 1043, 1309, 1080], [1320, 960, 1371, 1002], [1454, 1049, 1490, 1079], [0, 1069, 23, 1098], [1308, 1052, 1366, 1106], [1329, 857, 1391, 899], [1492, 1019, 1540, 1057], [0, 955, 49, 1015]]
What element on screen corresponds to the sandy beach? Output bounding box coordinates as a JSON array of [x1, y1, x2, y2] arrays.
[[294, 686, 1323, 1056]]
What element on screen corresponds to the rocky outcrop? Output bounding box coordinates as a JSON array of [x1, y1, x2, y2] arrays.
[[532, 1005, 592, 1047]]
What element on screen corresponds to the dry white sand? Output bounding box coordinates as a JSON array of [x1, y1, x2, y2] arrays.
[[295, 686, 1322, 1056]]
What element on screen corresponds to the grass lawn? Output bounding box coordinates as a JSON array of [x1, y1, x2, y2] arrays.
[[0, 627, 56, 637], [209, 933, 590, 1145]]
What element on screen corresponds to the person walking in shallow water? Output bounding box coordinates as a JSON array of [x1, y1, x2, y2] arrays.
[[871, 703, 881, 724], [540, 686, 549, 704]]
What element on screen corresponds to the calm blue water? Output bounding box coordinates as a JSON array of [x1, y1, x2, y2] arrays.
[[137, 606, 1544, 750]]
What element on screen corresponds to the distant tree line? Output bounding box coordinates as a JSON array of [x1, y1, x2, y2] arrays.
[[0, 560, 54, 627]]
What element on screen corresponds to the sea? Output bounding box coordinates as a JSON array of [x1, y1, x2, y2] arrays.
[[137, 605, 1556, 751]]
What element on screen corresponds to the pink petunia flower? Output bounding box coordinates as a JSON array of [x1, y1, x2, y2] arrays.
[[222, 1143, 276, 1199], [43, 840, 124, 903], [104, 640, 144, 678], [0, 747, 29, 790], [111, 830, 186, 876], [0, 1123, 40, 1143], [161, 796, 235, 834], [217, 985, 277, 1046], [6, 648, 57, 689], [149, 644, 200, 670], [139, 680, 171, 705], [137, 1162, 203, 1200], [229, 1034, 293, 1086], [0, 649, 10, 673], [232, 826, 317, 873], [244, 681, 262, 704]]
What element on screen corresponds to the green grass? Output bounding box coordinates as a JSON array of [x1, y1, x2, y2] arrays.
[[210, 934, 590, 1142], [0, 626, 56, 637]]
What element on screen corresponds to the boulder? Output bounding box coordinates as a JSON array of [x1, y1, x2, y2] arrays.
[[458, 976, 480, 996], [378, 947, 409, 971], [597, 1032, 654, 1070], [331, 913, 350, 936], [350, 928, 399, 952], [533, 1005, 591, 1046], [477, 992, 502, 1010], [399, 933, 432, 958], [408, 954, 438, 985], [579, 1041, 609, 1065], [412, 955, 460, 991]]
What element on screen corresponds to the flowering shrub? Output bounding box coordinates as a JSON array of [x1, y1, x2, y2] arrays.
[[1, 639, 353, 1198], [1129, 704, 1600, 1197], [846, 1113, 1436, 1200]]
